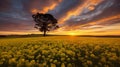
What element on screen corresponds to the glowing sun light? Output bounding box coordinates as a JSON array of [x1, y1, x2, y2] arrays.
[[69, 33, 76, 36]]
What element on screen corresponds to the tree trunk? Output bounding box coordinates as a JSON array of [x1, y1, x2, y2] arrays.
[[43, 30, 46, 36]]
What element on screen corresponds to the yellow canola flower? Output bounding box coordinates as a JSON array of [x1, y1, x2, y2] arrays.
[[21, 59, 25, 62], [9, 58, 16, 64], [100, 57, 106, 63], [61, 57, 65, 61], [53, 60, 58, 64], [60, 53, 66, 57], [109, 55, 118, 61], [86, 60, 92, 65], [94, 45, 100, 50], [67, 58, 71, 61], [90, 54, 96, 58], [49, 59, 53, 63]]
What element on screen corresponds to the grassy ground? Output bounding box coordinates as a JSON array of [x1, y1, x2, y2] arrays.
[[0, 36, 120, 67]]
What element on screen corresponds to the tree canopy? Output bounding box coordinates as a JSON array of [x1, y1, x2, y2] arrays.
[[32, 13, 59, 36]]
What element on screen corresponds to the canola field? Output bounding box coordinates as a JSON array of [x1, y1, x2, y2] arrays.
[[0, 36, 120, 67]]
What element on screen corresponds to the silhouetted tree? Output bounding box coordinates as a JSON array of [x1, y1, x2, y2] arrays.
[[32, 13, 59, 36]]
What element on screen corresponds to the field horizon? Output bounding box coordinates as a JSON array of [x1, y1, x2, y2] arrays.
[[0, 34, 120, 38]]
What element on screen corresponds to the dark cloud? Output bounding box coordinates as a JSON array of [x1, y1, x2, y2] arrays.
[[0, 0, 11, 11], [0, 19, 34, 31], [48, 0, 82, 19]]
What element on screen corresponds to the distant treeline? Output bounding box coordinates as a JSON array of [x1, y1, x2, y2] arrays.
[[0, 34, 120, 38], [0, 34, 43, 38], [78, 35, 120, 38]]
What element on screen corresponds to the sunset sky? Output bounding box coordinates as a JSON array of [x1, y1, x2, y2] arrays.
[[0, 0, 120, 35]]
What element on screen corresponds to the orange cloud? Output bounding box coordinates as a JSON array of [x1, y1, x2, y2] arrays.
[[43, 3, 58, 13], [31, 9, 38, 14], [31, 3, 58, 14], [82, 14, 120, 26], [88, 5, 95, 10], [58, 0, 103, 24], [31, 0, 62, 14]]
